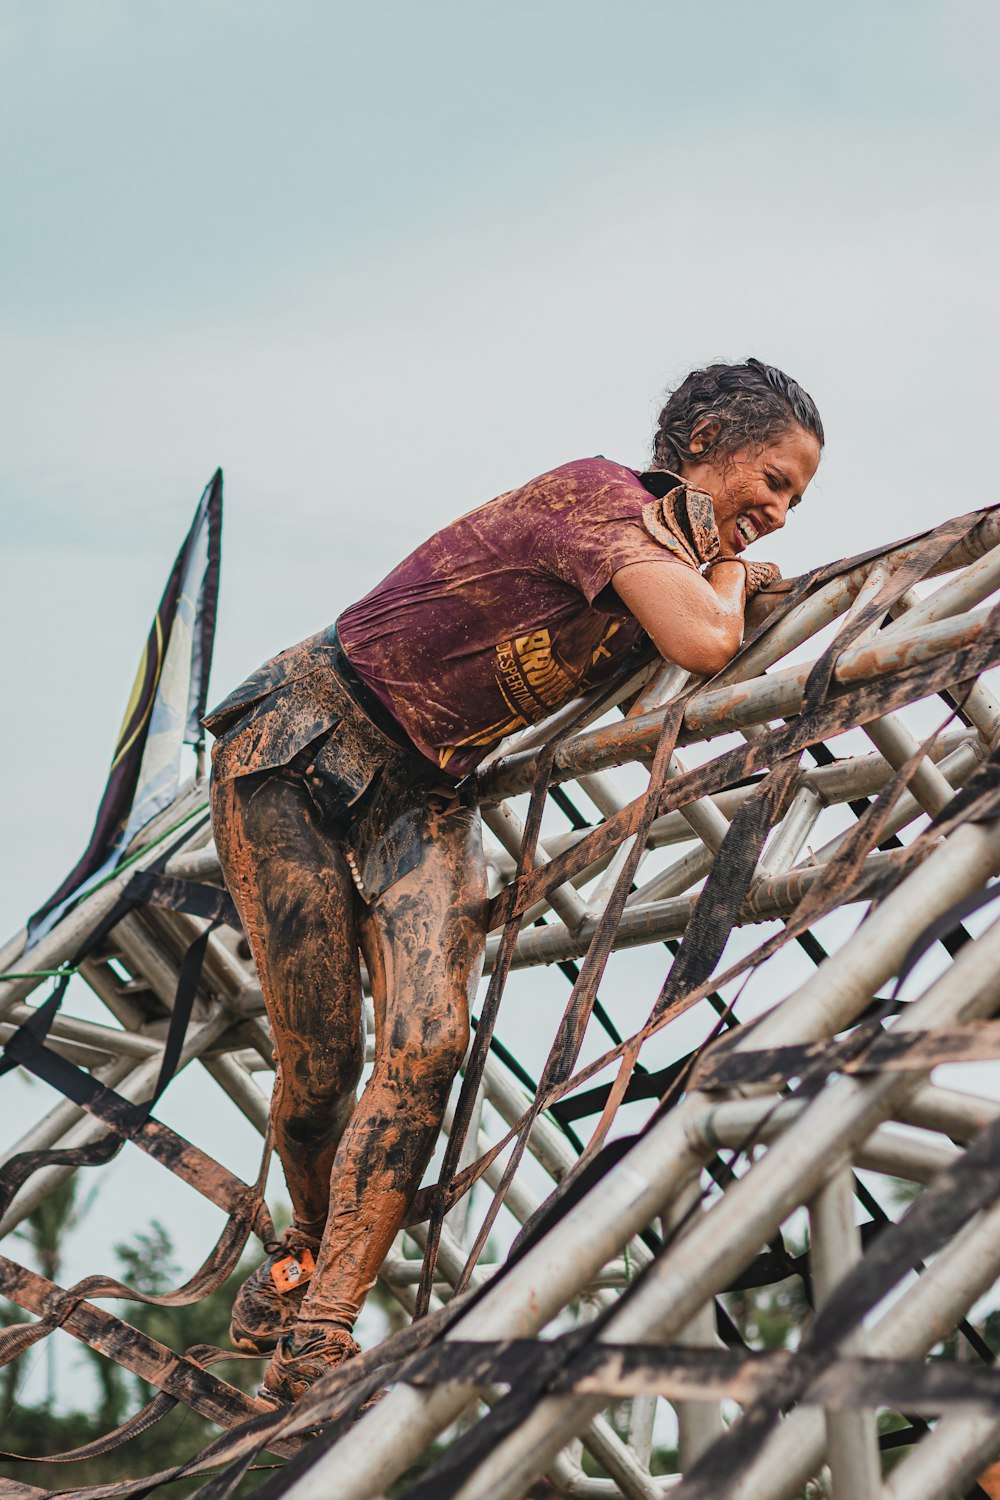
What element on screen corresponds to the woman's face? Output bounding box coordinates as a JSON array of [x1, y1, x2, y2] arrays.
[[679, 422, 821, 558]]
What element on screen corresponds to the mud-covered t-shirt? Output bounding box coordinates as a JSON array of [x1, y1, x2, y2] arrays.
[[337, 458, 709, 775]]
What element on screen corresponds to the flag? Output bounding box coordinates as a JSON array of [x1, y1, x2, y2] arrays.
[[27, 470, 223, 944]]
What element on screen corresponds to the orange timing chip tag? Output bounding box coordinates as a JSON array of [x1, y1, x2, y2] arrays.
[[270, 1249, 316, 1294]]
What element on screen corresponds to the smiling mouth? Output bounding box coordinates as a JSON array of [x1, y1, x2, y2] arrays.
[[734, 513, 761, 549]]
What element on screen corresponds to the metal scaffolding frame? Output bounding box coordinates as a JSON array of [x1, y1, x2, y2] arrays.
[[3, 505, 1000, 1499]]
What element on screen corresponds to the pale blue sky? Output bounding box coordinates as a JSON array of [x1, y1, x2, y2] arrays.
[[1, 0, 998, 1398]]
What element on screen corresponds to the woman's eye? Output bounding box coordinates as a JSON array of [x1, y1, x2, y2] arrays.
[[765, 471, 782, 492]]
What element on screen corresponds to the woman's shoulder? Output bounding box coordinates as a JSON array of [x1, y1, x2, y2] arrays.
[[443, 458, 660, 548], [529, 454, 643, 489], [491, 456, 648, 517]]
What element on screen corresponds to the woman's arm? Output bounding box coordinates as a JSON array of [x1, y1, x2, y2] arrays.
[[611, 558, 750, 676]]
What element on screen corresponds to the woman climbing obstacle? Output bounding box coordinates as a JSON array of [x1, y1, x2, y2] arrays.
[[204, 357, 823, 1405]]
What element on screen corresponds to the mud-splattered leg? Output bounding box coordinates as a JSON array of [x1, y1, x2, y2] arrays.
[[297, 793, 487, 1328], [211, 771, 366, 1237]]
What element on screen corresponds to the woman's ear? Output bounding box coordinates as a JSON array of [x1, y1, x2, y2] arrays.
[[688, 416, 722, 455]]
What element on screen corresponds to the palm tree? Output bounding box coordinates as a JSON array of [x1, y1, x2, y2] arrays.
[[12, 1173, 99, 1406]]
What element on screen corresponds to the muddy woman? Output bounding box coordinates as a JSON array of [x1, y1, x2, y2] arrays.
[[204, 357, 823, 1405]]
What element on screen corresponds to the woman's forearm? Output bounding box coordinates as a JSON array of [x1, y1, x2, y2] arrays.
[[613, 558, 748, 676]]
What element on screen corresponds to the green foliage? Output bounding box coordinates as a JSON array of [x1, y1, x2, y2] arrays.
[[723, 1226, 810, 1352]]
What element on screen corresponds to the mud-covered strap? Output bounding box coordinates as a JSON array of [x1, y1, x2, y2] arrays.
[[430, 702, 978, 1231], [0, 1342, 265, 1468], [421, 729, 978, 1229], [453, 746, 796, 1282], [395, 1338, 1000, 1411], [550, 754, 801, 1213], [0, 1255, 264, 1435], [412, 731, 563, 1317], [124, 869, 242, 930], [891, 876, 1000, 1004], [0, 1126, 273, 1371], [0, 920, 222, 1220], [0, 1392, 178, 1466], [691, 1018, 1000, 1091]]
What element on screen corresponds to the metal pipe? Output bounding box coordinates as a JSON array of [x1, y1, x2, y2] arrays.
[[705, 1098, 961, 1186], [0, 928, 27, 976], [878, 528, 1000, 640], [862, 713, 956, 816], [808, 1168, 881, 1500], [754, 784, 824, 878], [742, 820, 1000, 1053], [733, 509, 1000, 686], [682, 606, 993, 742], [878, 1408, 1000, 1500], [807, 737, 982, 867], [623, 841, 714, 910], [0, 1003, 162, 1059], [0, 877, 133, 1019], [201, 1052, 270, 1133], [896, 1083, 1000, 1140], [486, 848, 897, 965], [666, 1180, 725, 1470], [484, 803, 589, 932]]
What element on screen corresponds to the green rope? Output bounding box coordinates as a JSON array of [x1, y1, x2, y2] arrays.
[[0, 968, 79, 981], [81, 798, 210, 897]]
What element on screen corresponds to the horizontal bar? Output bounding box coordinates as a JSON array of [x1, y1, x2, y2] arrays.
[[478, 605, 992, 797], [484, 850, 894, 965]]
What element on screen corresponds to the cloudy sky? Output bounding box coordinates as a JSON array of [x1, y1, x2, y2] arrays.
[[1, 0, 998, 1382], [2, 0, 998, 935]]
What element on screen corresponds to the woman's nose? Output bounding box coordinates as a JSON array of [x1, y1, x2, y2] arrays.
[[764, 494, 789, 530]]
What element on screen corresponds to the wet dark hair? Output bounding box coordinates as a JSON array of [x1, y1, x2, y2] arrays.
[[652, 358, 825, 473]]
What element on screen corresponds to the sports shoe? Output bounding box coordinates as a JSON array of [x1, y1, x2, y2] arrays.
[[257, 1322, 360, 1407], [229, 1228, 321, 1356]]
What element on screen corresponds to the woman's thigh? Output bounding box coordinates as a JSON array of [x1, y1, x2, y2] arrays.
[[360, 785, 487, 1086], [212, 770, 365, 1105]]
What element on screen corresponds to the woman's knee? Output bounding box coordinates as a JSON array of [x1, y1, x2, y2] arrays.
[[278, 1039, 365, 1135], [386, 1001, 469, 1095]]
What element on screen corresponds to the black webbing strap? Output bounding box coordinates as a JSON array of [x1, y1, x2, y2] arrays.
[[0, 863, 252, 1218], [0, 918, 220, 1219], [124, 869, 241, 930]]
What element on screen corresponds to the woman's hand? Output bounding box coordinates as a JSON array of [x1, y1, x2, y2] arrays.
[[612, 557, 780, 676]]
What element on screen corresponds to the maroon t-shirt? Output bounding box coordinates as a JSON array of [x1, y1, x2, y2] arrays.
[[337, 458, 700, 775]]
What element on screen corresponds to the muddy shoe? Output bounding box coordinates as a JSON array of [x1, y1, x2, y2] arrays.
[[229, 1229, 320, 1355], [258, 1322, 360, 1407]]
